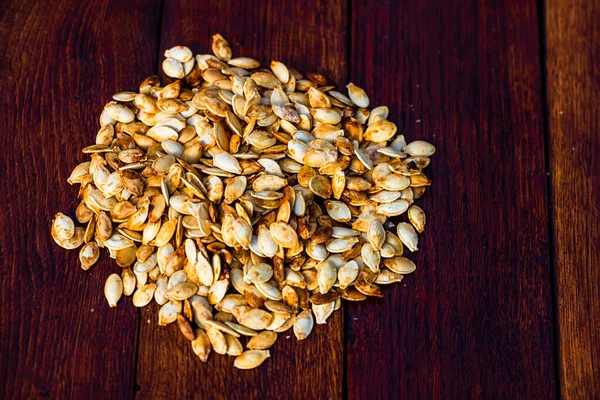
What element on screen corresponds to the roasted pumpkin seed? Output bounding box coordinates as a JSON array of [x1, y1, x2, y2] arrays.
[[51, 33, 435, 370]]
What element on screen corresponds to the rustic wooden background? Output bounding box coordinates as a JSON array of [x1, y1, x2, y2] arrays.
[[0, 0, 598, 398]]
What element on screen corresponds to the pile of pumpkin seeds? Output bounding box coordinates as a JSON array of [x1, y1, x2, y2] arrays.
[[51, 33, 434, 370]]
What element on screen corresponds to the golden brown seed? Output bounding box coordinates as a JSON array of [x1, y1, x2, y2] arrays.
[[177, 314, 196, 341], [132, 283, 156, 307], [79, 242, 100, 270], [408, 205, 426, 233], [52, 212, 75, 240], [206, 326, 228, 355], [234, 350, 270, 369], [293, 310, 314, 340], [211, 33, 232, 61], [346, 83, 369, 108], [225, 334, 244, 356], [247, 331, 278, 350], [191, 329, 211, 362]]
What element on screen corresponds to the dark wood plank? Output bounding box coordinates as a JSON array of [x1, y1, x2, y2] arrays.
[[0, 0, 161, 398], [545, 0, 600, 397], [346, 0, 556, 398], [135, 1, 347, 399]]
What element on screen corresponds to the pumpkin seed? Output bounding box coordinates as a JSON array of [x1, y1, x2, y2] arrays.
[[247, 330, 278, 350], [191, 329, 211, 362], [397, 222, 419, 252], [79, 242, 100, 270], [402, 140, 436, 156], [234, 350, 270, 369], [346, 83, 369, 108], [293, 310, 314, 340], [225, 334, 244, 356], [52, 33, 435, 369], [132, 283, 156, 307], [104, 274, 123, 307], [408, 205, 426, 233]]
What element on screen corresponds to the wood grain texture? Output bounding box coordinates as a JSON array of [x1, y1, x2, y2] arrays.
[[545, 0, 600, 398], [4, 0, 600, 397], [345, 0, 557, 398], [0, 0, 161, 398], [134, 1, 348, 399]]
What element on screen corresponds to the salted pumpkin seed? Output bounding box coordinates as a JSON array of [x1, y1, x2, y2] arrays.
[[361, 243, 381, 273], [228, 57, 260, 69], [176, 314, 196, 341], [376, 200, 409, 216], [269, 222, 299, 249], [368, 220, 386, 250], [206, 326, 228, 355], [163, 58, 185, 78], [313, 301, 335, 324], [317, 261, 337, 294], [325, 200, 351, 222]]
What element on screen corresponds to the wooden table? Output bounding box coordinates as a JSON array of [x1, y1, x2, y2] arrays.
[[1, 0, 598, 398]]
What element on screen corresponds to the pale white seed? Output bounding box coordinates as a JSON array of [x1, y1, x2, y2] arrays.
[[384, 256, 417, 274], [270, 61, 290, 83], [338, 260, 359, 289], [164, 45, 193, 63], [313, 301, 335, 324], [162, 57, 185, 78], [402, 140, 436, 156], [317, 261, 337, 294], [361, 243, 381, 273]]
